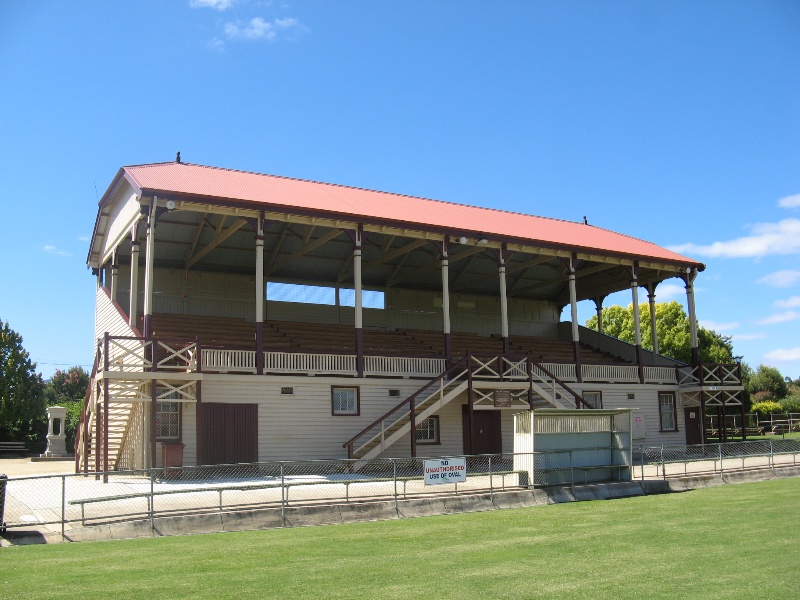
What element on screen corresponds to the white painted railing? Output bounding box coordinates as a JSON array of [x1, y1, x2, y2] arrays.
[[581, 364, 640, 383], [540, 363, 577, 382], [202, 349, 257, 373], [264, 352, 357, 375], [643, 366, 678, 384], [364, 356, 446, 377]]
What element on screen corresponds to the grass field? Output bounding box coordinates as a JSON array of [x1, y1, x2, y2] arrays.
[[2, 478, 798, 599]]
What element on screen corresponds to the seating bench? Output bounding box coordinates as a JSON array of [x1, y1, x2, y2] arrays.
[[0, 441, 28, 456]]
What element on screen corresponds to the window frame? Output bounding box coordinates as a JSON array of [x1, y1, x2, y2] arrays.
[[415, 416, 440, 445], [155, 399, 181, 441], [331, 386, 360, 416], [583, 391, 603, 409], [658, 392, 678, 432]]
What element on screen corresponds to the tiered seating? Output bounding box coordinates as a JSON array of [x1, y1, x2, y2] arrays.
[[144, 314, 630, 365], [269, 321, 354, 353], [363, 329, 438, 356]]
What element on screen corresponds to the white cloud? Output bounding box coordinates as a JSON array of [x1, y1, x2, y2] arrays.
[[730, 332, 767, 341], [778, 194, 800, 209], [208, 37, 226, 52], [77, 234, 89, 242], [190, 0, 235, 10], [43, 244, 70, 257], [764, 347, 800, 362], [224, 16, 303, 40], [775, 296, 800, 309], [758, 310, 800, 325], [669, 219, 800, 259], [653, 282, 685, 301], [699, 320, 739, 332], [757, 270, 800, 288]]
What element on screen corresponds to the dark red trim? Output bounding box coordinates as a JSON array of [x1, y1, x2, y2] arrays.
[[355, 327, 364, 377], [256, 322, 264, 375]]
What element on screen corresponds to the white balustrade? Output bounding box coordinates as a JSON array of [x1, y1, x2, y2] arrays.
[[364, 356, 446, 378], [581, 364, 639, 383], [643, 366, 678, 384]]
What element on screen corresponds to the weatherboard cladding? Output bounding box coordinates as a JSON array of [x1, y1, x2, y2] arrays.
[[119, 162, 699, 267]]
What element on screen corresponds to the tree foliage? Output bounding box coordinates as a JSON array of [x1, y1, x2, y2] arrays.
[[43, 366, 90, 450], [585, 300, 735, 364], [0, 319, 45, 445], [746, 364, 788, 400]]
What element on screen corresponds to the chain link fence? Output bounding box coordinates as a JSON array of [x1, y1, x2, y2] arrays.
[[636, 439, 800, 479], [2, 440, 798, 536]]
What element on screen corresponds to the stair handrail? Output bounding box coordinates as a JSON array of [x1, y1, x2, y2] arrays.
[[343, 356, 468, 458], [75, 341, 102, 473], [530, 359, 592, 409]]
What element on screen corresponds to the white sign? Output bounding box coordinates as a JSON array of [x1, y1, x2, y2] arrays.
[[424, 458, 467, 485]]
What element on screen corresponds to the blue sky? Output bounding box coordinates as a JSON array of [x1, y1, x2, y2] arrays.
[[1, 1, 798, 380]]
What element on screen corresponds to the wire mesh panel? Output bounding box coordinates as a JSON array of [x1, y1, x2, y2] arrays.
[[3, 441, 798, 533]]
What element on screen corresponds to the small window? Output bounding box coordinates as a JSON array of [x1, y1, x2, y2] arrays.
[[659, 392, 677, 431], [627, 393, 635, 400], [415, 416, 440, 444], [281, 387, 294, 395], [583, 391, 602, 409], [156, 401, 180, 440], [332, 386, 360, 416], [389, 389, 401, 398]]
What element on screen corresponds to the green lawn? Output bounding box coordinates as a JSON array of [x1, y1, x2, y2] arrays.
[[2, 478, 799, 599]]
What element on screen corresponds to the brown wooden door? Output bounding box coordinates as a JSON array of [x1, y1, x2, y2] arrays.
[[462, 406, 502, 455], [684, 407, 703, 445], [199, 403, 258, 465]]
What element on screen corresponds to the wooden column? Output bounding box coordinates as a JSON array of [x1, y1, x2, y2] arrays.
[[110, 251, 119, 303], [630, 264, 644, 383], [143, 197, 157, 338], [150, 379, 157, 469], [684, 268, 700, 366], [498, 245, 509, 354], [255, 215, 265, 375], [593, 296, 604, 335], [440, 239, 452, 367], [567, 256, 582, 382], [354, 225, 364, 377], [647, 283, 659, 357], [129, 228, 140, 329]]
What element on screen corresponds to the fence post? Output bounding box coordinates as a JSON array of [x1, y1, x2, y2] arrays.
[[770, 440, 774, 472], [719, 443, 723, 475], [570, 450, 574, 491], [280, 463, 286, 525], [149, 470, 155, 532], [489, 455, 493, 500], [393, 460, 398, 514], [61, 475, 66, 539], [640, 446, 645, 481], [661, 445, 665, 480]]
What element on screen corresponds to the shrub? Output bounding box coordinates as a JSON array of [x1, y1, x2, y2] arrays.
[[753, 391, 774, 403], [779, 395, 800, 414], [750, 401, 783, 416]]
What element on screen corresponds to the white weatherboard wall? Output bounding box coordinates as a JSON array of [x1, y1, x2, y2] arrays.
[[199, 375, 435, 461], [571, 384, 687, 447]]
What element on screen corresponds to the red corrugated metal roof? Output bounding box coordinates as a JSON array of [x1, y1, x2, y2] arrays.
[[120, 161, 699, 267]]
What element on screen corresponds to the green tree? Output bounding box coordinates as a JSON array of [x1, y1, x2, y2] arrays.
[[0, 319, 45, 448], [43, 366, 90, 451], [585, 300, 735, 364], [747, 364, 788, 400]]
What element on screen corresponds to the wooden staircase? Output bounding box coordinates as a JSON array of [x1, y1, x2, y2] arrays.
[[344, 354, 588, 460]]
